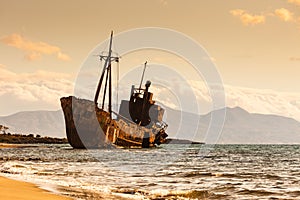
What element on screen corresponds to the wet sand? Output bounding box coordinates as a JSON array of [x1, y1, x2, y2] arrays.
[[0, 176, 72, 200], [0, 142, 70, 199]]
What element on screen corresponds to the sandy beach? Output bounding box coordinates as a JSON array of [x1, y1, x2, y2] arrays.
[[0, 176, 72, 200], [1, 143, 69, 199]]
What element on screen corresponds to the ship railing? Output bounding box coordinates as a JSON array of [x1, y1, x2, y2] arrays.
[[111, 111, 166, 135]]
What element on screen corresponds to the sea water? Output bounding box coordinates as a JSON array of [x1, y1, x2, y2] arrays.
[[1, 144, 300, 199]]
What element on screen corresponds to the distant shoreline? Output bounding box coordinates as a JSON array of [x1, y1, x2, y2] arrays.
[[0, 143, 38, 148], [0, 133, 203, 146], [165, 138, 204, 144], [0, 133, 68, 144]]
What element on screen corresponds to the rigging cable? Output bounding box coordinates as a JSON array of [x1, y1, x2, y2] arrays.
[[116, 59, 120, 113]]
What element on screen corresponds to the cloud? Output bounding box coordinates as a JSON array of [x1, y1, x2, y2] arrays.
[[178, 80, 300, 122], [224, 85, 300, 122], [230, 8, 300, 27], [230, 9, 265, 26], [274, 8, 294, 22], [287, 0, 300, 6], [158, 0, 168, 6], [290, 56, 300, 61], [0, 65, 15, 79], [230, 9, 245, 16], [57, 52, 71, 61], [0, 34, 71, 61], [0, 67, 74, 111]]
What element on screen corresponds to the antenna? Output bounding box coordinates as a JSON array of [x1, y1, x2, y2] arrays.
[[139, 61, 148, 90]]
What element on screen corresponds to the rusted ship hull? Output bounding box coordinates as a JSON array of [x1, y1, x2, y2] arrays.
[[60, 96, 167, 149]]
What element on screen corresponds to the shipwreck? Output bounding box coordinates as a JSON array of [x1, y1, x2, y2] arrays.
[[60, 32, 168, 149]]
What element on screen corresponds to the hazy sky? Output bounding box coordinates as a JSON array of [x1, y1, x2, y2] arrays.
[[1, 0, 300, 120]]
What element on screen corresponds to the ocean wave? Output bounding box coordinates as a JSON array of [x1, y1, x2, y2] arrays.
[[236, 188, 279, 196], [112, 188, 217, 200]]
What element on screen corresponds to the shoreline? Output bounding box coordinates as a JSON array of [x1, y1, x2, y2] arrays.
[[0, 143, 38, 148], [0, 176, 73, 200], [0, 144, 129, 200]]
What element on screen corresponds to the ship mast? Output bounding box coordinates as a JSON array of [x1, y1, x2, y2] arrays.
[[138, 61, 148, 91], [94, 31, 119, 118]]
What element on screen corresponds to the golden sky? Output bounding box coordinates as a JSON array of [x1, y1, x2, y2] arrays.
[[1, 0, 300, 118]]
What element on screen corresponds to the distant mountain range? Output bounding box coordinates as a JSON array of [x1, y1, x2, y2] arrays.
[[1, 107, 300, 144], [0, 110, 64, 138], [165, 107, 300, 144]]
